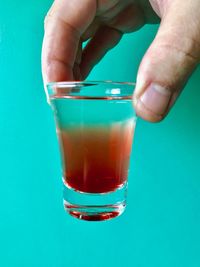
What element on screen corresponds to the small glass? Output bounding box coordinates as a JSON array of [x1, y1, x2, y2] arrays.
[[47, 81, 137, 221]]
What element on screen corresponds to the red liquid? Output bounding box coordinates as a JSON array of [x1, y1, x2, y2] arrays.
[[58, 121, 134, 193], [69, 210, 120, 221]]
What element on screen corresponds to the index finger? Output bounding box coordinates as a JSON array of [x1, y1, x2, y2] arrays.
[[42, 0, 97, 84]]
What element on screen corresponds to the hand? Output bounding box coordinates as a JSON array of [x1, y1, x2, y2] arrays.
[[42, 0, 200, 122]]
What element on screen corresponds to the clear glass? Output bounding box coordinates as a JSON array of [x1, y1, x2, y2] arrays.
[[47, 81, 137, 221]]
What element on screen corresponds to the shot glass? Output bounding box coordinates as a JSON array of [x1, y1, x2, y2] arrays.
[[47, 81, 137, 221]]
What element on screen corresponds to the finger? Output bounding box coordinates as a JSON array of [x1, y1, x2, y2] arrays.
[[82, 18, 101, 41], [73, 41, 82, 80], [80, 3, 145, 78], [80, 26, 122, 79], [42, 0, 96, 84], [102, 3, 145, 33], [134, 1, 200, 122]]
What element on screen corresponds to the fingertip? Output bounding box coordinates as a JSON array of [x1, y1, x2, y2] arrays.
[[133, 97, 164, 123]]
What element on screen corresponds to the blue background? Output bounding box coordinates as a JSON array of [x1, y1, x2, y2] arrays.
[[0, 1, 200, 266]]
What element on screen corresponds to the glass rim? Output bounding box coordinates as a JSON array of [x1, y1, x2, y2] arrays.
[[46, 80, 135, 101], [47, 80, 136, 88]]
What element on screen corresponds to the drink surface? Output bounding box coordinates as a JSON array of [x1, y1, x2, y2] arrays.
[[51, 96, 136, 193]]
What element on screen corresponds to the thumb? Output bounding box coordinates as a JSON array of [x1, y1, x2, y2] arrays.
[[134, 1, 200, 122]]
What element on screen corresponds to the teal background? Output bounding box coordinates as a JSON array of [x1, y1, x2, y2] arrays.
[[0, 1, 200, 266]]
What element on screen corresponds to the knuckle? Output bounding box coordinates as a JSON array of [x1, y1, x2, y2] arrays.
[[44, 12, 54, 30], [44, 14, 50, 29], [163, 41, 200, 63], [44, 3, 56, 29], [44, 15, 49, 29], [156, 32, 200, 63]]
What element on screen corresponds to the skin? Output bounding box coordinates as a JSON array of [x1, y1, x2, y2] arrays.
[[42, 0, 200, 122]]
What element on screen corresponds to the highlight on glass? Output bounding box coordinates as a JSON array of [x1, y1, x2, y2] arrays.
[[47, 81, 137, 221]]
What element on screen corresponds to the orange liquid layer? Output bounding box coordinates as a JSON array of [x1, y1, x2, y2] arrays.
[[58, 121, 135, 193]]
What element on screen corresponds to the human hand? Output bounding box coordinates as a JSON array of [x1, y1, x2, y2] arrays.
[[42, 0, 200, 122]]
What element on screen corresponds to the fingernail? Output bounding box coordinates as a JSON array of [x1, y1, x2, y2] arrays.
[[140, 84, 172, 115]]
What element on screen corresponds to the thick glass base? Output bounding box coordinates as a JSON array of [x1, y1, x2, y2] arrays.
[[63, 182, 127, 221]]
